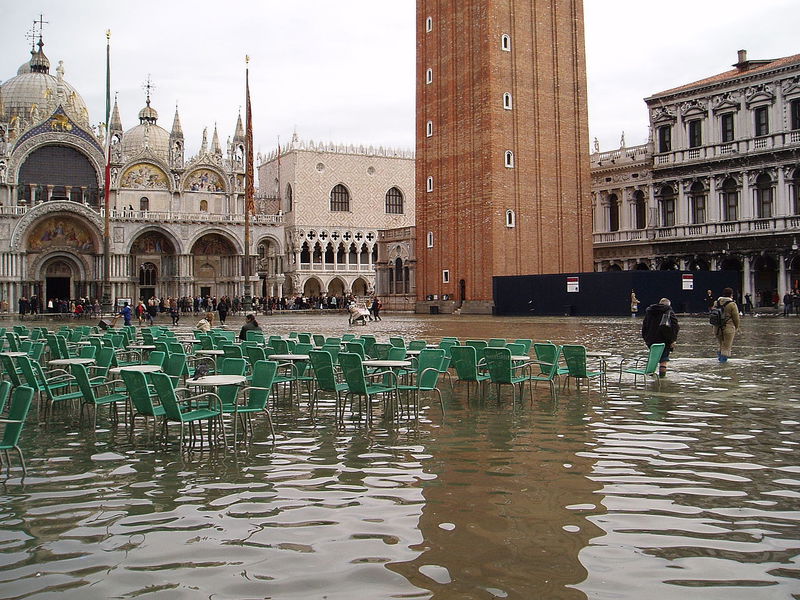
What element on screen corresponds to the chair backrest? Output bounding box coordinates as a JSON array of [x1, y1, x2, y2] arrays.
[[1, 385, 34, 448], [150, 372, 184, 420], [271, 339, 289, 355], [561, 345, 589, 378], [465, 340, 488, 362], [344, 342, 365, 359], [153, 341, 170, 356], [312, 334, 326, 347], [372, 343, 391, 360], [1, 354, 22, 387], [441, 337, 459, 344], [78, 346, 97, 359], [514, 339, 533, 353], [387, 346, 406, 361], [165, 353, 187, 379], [483, 347, 514, 384], [121, 369, 159, 416], [246, 360, 277, 409], [294, 343, 313, 355], [488, 338, 507, 347], [27, 342, 45, 362], [222, 344, 243, 359], [341, 333, 355, 342], [168, 342, 185, 356], [321, 343, 340, 364], [505, 343, 525, 357], [70, 363, 96, 402], [15, 356, 39, 389], [416, 349, 445, 389], [338, 352, 368, 395], [533, 343, 560, 375], [438, 340, 458, 358], [408, 340, 427, 351], [246, 330, 265, 344], [450, 345, 479, 381], [5, 332, 19, 352], [297, 333, 312, 344], [56, 336, 71, 358], [389, 337, 405, 349], [0, 380, 11, 414], [645, 343, 666, 374], [360, 335, 376, 357], [19, 341, 32, 353], [220, 358, 247, 376], [309, 350, 339, 392], [147, 351, 167, 367]]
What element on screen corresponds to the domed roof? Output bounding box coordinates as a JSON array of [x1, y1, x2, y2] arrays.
[[120, 123, 170, 160], [1, 42, 89, 126], [138, 103, 159, 123]]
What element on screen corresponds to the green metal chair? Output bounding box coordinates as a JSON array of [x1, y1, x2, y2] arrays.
[[389, 337, 405, 349], [450, 345, 490, 399], [527, 346, 561, 396], [1, 354, 23, 387], [312, 334, 326, 348], [483, 347, 530, 401], [372, 343, 392, 360], [0, 380, 11, 415], [408, 340, 427, 351], [465, 340, 488, 363], [561, 345, 603, 391], [514, 339, 533, 353], [0, 385, 35, 476], [338, 352, 398, 424], [396, 348, 446, 420], [164, 353, 188, 387], [120, 369, 165, 435], [308, 350, 349, 418], [618, 343, 665, 388], [360, 335, 377, 358], [150, 372, 226, 452], [71, 364, 127, 428], [534, 342, 568, 378], [236, 360, 277, 442], [30, 360, 84, 423], [488, 338, 507, 347]]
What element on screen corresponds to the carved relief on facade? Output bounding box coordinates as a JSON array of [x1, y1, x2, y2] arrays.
[[120, 163, 169, 189]]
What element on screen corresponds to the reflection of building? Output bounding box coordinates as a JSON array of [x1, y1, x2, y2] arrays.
[[258, 135, 415, 299], [374, 226, 416, 310], [415, 0, 593, 314], [592, 51, 800, 304], [0, 31, 283, 308]]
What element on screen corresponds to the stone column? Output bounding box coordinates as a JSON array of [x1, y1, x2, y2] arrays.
[[777, 167, 787, 216], [778, 255, 788, 299], [742, 255, 752, 297], [741, 173, 752, 220]]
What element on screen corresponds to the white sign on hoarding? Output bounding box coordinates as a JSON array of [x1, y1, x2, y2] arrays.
[[567, 276, 579, 293], [682, 274, 694, 290]]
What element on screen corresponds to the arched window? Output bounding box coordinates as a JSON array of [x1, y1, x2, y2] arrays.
[[721, 177, 738, 221], [505, 209, 515, 228], [689, 181, 706, 224], [395, 258, 405, 294], [426, 68, 433, 84], [634, 190, 646, 229], [501, 34, 511, 51], [426, 176, 434, 192], [425, 16, 432, 32], [755, 173, 773, 219], [385, 187, 404, 214], [199, 199, 208, 212], [139, 197, 149, 211], [426, 120, 433, 137], [426, 231, 434, 248], [286, 183, 293, 212], [504, 150, 514, 168], [659, 186, 675, 227], [330, 184, 350, 212], [608, 194, 619, 232], [790, 168, 800, 215], [503, 92, 512, 110], [139, 262, 157, 286]]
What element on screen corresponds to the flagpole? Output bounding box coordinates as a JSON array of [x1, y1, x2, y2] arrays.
[[242, 54, 254, 311], [102, 29, 112, 315]]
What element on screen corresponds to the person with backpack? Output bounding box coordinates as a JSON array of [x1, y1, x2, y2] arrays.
[[711, 287, 740, 362], [641, 297, 678, 378]]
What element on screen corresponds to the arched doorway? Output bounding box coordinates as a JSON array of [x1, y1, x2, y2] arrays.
[[753, 254, 777, 306], [352, 277, 368, 297], [790, 255, 800, 291], [719, 256, 743, 296], [328, 277, 345, 297], [43, 257, 76, 302], [303, 278, 321, 298], [191, 233, 238, 298], [131, 231, 176, 300], [634, 262, 650, 270]]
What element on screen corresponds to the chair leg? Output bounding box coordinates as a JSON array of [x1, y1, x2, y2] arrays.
[[15, 446, 26, 477], [265, 410, 275, 444]]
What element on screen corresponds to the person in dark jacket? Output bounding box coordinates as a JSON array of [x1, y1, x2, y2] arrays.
[[641, 297, 679, 378], [238, 313, 262, 341]]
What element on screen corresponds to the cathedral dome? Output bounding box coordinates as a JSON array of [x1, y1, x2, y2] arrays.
[[1, 41, 90, 125], [120, 123, 170, 160]]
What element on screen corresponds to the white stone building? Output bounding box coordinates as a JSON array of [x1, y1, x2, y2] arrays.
[[592, 50, 800, 304], [0, 33, 283, 311], [258, 136, 415, 299]]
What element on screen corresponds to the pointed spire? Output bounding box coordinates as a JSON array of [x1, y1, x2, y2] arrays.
[[211, 123, 221, 155], [233, 110, 245, 143], [109, 95, 123, 133], [170, 104, 183, 138], [200, 127, 208, 154]]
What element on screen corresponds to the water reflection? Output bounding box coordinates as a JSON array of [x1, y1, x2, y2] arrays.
[[0, 315, 797, 598]]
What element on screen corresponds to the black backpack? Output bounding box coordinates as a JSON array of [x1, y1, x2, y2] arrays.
[[709, 300, 730, 327]]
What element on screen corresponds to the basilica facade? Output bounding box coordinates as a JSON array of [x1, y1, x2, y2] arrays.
[[0, 34, 283, 311]]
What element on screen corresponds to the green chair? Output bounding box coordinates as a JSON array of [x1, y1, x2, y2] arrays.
[[372, 343, 392, 360], [465, 340, 488, 363], [150, 372, 226, 452], [216, 358, 248, 439], [236, 360, 277, 442], [1, 354, 24, 387], [246, 330, 265, 344], [321, 343, 341, 365], [27, 342, 45, 363], [120, 369, 165, 435], [450, 345, 490, 399], [408, 340, 427, 351], [514, 339, 533, 353], [341, 333, 355, 342], [0, 380, 11, 415], [561, 345, 603, 391], [360, 335, 377, 358], [88, 347, 116, 380], [308, 350, 349, 418], [618, 343, 665, 388], [483, 347, 530, 400], [527, 347, 560, 396], [222, 344, 243, 359], [488, 338, 507, 347], [534, 342, 568, 378], [344, 342, 366, 359], [297, 333, 312, 345], [71, 364, 126, 428], [147, 351, 167, 368], [338, 352, 398, 424], [396, 348, 446, 420], [312, 334, 326, 348], [0, 386, 35, 476], [164, 353, 188, 387], [389, 337, 405, 349], [30, 360, 84, 422]]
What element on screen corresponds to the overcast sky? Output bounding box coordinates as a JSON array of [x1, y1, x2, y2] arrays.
[[1, 1, 797, 158]]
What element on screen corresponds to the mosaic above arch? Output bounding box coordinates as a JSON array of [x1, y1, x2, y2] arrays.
[[131, 232, 175, 254], [192, 233, 236, 255], [120, 163, 169, 189], [185, 168, 224, 192], [27, 216, 96, 253]]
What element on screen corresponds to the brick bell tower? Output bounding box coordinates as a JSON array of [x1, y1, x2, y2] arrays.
[[415, 0, 593, 314]]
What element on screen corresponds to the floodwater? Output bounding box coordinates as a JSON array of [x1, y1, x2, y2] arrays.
[[0, 314, 798, 599]]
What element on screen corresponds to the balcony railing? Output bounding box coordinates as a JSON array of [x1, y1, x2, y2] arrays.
[[593, 215, 800, 244], [297, 262, 375, 272], [104, 209, 283, 225]]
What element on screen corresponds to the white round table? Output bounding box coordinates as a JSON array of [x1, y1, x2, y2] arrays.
[[186, 374, 246, 387], [268, 354, 310, 361], [128, 344, 156, 351], [1, 351, 28, 357], [362, 359, 411, 368], [196, 349, 225, 356], [49, 358, 95, 366], [109, 364, 163, 374]]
